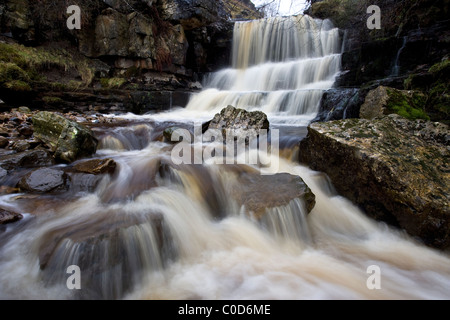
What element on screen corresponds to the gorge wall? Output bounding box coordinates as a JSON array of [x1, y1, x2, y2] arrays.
[[0, 0, 261, 112]]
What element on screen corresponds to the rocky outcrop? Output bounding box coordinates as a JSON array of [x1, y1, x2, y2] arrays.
[[207, 105, 270, 139], [32, 111, 98, 163], [299, 114, 450, 249]]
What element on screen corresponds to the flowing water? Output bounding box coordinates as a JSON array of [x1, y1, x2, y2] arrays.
[[0, 15, 449, 300]]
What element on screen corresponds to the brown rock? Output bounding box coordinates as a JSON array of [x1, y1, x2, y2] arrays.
[[0, 209, 23, 225], [73, 158, 117, 175], [0, 136, 9, 148]]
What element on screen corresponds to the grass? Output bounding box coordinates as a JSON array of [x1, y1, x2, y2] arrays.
[[0, 42, 95, 90], [100, 78, 127, 89]]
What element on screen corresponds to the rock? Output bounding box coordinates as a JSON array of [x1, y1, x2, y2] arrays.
[[231, 172, 316, 218], [17, 168, 68, 193], [0, 209, 23, 225], [207, 105, 270, 140], [18, 124, 33, 137], [0, 149, 54, 171], [360, 86, 429, 121], [11, 140, 31, 152], [313, 88, 364, 122], [32, 111, 98, 163], [18, 106, 31, 113], [0, 136, 9, 148], [0, 167, 7, 180], [299, 114, 450, 249], [38, 210, 175, 299], [0, 128, 9, 137], [73, 158, 117, 175]]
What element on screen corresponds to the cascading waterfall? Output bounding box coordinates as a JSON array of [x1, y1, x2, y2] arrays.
[[183, 15, 341, 124], [0, 15, 450, 300]]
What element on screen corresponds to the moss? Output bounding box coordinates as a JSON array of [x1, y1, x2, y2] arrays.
[[43, 96, 64, 105], [429, 58, 450, 75], [0, 42, 95, 87], [4, 80, 32, 92], [0, 62, 30, 82], [100, 78, 127, 89], [386, 88, 430, 121]]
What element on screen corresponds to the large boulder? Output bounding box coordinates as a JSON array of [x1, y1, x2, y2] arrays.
[[207, 105, 270, 140], [299, 114, 450, 249], [32, 111, 98, 163]]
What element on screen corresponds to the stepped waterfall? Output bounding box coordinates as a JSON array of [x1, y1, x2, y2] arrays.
[[0, 15, 449, 300]]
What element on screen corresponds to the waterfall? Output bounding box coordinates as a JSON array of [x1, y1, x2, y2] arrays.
[[1, 16, 449, 301], [181, 15, 341, 125]]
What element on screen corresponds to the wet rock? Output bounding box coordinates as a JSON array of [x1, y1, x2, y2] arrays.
[[207, 105, 270, 140], [17, 168, 68, 193], [32, 111, 98, 163], [231, 172, 316, 218], [73, 158, 117, 175], [299, 114, 450, 249], [0, 209, 23, 225], [0, 128, 9, 137], [0, 167, 7, 180], [11, 140, 31, 152], [18, 124, 33, 137], [0, 136, 9, 148], [0, 149, 54, 171], [38, 210, 175, 299], [313, 88, 364, 122], [18, 106, 31, 113]]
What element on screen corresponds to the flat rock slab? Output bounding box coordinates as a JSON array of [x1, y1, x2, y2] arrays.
[[18, 168, 68, 193], [73, 158, 117, 175]]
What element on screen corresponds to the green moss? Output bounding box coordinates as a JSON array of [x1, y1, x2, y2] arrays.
[[0, 42, 95, 87], [100, 78, 127, 89], [0, 62, 30, 82], [429, 58, 450, 75], [43, 96, 64, 104], [386, 88, 430, 121], [4, 80, 32, 92]]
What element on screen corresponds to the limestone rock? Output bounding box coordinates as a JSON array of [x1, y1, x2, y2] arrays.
[[32, 111, 98, 163], [207, 105, 270, 140], [360, 86, 429, 121], [299, 114, 450, 249]]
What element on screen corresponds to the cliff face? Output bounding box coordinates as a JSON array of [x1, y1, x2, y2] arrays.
[[308, 0, 449, 124], [0, 0, 261, 111]]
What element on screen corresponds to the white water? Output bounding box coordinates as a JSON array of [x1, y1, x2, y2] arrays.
[[0, 15, 449, 300]]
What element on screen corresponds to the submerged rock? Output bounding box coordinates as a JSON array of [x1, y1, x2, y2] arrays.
[[32, 111, 98, 163], [299, 114, 450, 249], [231, 172, 316, 218], [0, 209, 23, 225]]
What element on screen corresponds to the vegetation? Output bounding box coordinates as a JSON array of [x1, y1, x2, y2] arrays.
[[386, 88, 430, 121], [100, 78, 127, 89]]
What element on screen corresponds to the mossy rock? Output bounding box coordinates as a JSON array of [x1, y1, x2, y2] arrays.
[[360, 86, 430, 121]]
